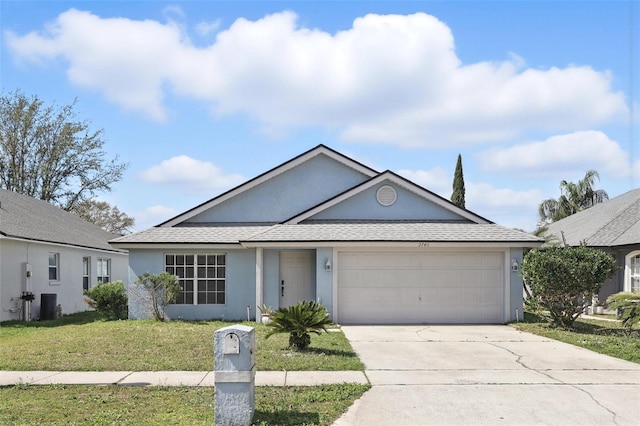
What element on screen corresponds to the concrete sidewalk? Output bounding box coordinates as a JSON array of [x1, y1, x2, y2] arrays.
[[0, 370, 368, 387]]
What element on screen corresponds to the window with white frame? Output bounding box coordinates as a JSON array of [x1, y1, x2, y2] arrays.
[[49, 253, 60, 281], [97, 258, 111, 284], [164, 254, 226, 305], [630, 253, 640, 292], [82, 257, 90, 291]]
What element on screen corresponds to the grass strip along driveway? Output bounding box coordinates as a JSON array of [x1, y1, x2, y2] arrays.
[[511, 312, 640, 364], [0, 312, 364, 371], [0, 312, 369, 425]]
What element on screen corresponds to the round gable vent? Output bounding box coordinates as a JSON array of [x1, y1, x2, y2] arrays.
[[376, 185, 397, 206]]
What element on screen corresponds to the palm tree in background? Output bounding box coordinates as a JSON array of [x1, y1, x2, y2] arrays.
[[538, 169, 608, 227]]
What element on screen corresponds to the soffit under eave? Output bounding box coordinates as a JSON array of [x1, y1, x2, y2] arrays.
[[239, 241, 542, 249], [109, 242, 244, 250]]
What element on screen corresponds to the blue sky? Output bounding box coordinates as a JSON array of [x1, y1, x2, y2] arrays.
[[2, 1, 638, 231]]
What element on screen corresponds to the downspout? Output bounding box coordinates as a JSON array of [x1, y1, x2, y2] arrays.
[[23, 243, 33, 321]]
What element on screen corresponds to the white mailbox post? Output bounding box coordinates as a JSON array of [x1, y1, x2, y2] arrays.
[[214, 325, 256, 426]]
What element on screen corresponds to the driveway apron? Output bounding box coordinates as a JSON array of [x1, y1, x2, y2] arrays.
[[334, 325, 640, 426]]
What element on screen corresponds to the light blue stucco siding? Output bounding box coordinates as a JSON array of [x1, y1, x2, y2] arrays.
[[309, 182, 466, 221], [127, 248, 256, 321], [315, 247, 334, 318], [509, 248, 525, 322], [262, 249, 280, 310], [188, 155, 372, 223]]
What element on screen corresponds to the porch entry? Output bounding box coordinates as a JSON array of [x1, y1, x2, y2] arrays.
[[279, 250, 313, 307]]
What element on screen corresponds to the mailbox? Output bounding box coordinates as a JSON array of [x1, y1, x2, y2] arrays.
[[223, 333, 240, 354], [214, 325, 255, 425]]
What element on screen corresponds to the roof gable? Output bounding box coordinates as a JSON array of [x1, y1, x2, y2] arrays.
[[544, 188, 640, 246], [286, 171, 491, 224], [0, 189, 124, 252], [160, 144, 378, 227]]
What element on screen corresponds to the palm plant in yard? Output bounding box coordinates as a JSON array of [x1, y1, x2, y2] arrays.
[[265, 300, 333, 350], [607, 291, 640, 329]]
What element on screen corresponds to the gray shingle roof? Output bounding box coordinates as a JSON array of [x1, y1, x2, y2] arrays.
[[244, 223, 541, 243], [110, 225, 274, 244], [0, 189, 125, 252], [544, 188, 640, 247], [110, 222, 541, 245]]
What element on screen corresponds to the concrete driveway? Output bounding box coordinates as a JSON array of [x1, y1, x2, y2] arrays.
[[334, 325, 640, 426]]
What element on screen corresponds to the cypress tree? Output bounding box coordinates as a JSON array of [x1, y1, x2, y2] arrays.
[[451, 154, 466, 208]]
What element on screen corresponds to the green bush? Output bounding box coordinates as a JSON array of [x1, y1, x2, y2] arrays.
[[521, 244, 617, 329], [133, 272, 180, 321], [265, 300, 333, 350], [84, 280, 128, 320]]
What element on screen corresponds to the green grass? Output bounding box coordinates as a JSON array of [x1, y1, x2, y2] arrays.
[[0, 383, 370, 425], [0, 312, 364, 371], [512, 312, 640, 364]]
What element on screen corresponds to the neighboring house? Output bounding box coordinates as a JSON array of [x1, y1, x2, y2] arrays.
[[543, 188, 640, 303], [0, 189, 128, 322], [111, 145, 542, 324]]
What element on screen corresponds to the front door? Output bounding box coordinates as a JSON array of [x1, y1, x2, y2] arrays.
[[280, 251, 313, 307]]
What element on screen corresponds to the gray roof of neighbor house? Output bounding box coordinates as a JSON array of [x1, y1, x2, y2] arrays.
[[0, 189, 125, 252], [544, 188, 640, 247], [110, 222, 541, 246]]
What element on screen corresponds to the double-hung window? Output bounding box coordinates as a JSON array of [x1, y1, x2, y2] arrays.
[[49, 253, 60, 281], [82, 257, 90, 291], [631, 254, 640, 292], [97, 258, 111, 284], [164, 254, 226, 305]]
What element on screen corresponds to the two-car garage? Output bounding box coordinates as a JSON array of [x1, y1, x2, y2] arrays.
[[336, 250, 505, 324]]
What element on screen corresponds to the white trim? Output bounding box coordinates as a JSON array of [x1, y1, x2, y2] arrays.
[[241, 241, 541, 249], [161, 146, 378, 227], [164, 253, 227, 305], [1, 235, 127, 255], [110, 243, 243, 250], [624, 250, 640, 292], [48, 252, 60, 282]]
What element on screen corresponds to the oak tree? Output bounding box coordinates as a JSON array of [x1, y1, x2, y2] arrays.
[[0, 91, 128, 211]]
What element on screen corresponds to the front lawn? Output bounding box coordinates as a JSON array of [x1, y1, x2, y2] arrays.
[[0, 383, 370, 425], [0, 312, 364, 371], [512, 312, 640, 364]]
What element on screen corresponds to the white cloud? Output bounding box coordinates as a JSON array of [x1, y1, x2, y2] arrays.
[[465, 183, 543, 230], [138, 155, 244, 193], [195, 19, 221, 37], [5, 10, 628, 146], [466, 182, 543, 210], [476, 130, 632, 178], [397, 167, 451, 197], [133, 205, 177, 230], [398, 167, 542, 229]]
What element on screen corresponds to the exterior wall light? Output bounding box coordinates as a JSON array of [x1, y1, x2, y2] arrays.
[[325, 258, 332, 272], [511, 258, 519, 271]]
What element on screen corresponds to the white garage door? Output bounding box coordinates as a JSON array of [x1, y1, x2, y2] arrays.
[[337, 251, 504, 324]]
